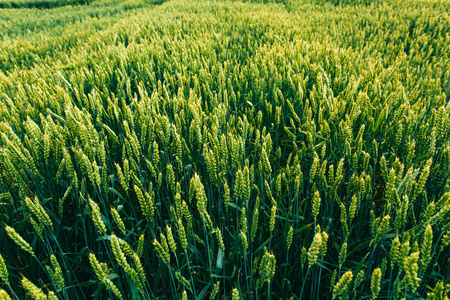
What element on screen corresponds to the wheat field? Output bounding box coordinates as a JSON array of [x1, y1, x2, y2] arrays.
[[0, 0, 449, 298]]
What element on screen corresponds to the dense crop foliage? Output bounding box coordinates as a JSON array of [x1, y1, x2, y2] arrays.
[[0, 0, 449, 298], [0, 0, 87, 9]]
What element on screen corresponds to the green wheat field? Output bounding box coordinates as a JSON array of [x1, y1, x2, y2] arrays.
[[0, 0, 449, 298]]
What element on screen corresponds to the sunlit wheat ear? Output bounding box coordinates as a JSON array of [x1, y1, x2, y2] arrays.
[[115, 237, 145, 293], [203, 212, 214, 231], [153, 235, 170, 266], [349, 194, 358, 222], [338, 241, 347, 268], [286, 226, 293, 250], [223, 182, 230, 211], [410, 158, 432, 202], [216, 228, 225, 252], [137, 233, 145, 258], [269, 203, 277, 233], [0, 254, 9, 285], [89, 253, 123, 299], [193, 174, 207, 215], [58, 186, 72, 219], [386, 168, 397, 207], [29, 218, 44, 240], [178, 219, 188, 251], [390, 235, 400, 266], [373, 215, 390, 247], [312, 190, 321, 220], [110, 234, 128, 268], [310, 155, 319, 183], [300, 246, 307, 268], [398, 237, 411, 270], [232, 287, 240, 300], [240, 207, 247, 235], [307, 232, 322, 268], [421, 201, 436, 225], [134, 184, 154, 223], [340, 202, 349, 237], [110, 207, 126, 235], [353, 269, 365, 291], [321, 231, 328, 256], [211, 281, 220, 299], [175, 271, 192, 292], [250, 197, 260, 242], [264, 180, 273, 200], [240, 231, 248, 253], [174, 191, 182, 218], [88, 197, 107, 236], [22, 276, 56, 300], [420, 224, 433, 270], [0, 289, 11, 300], [182, 200, 193, 229], [381, 256, 388, 275], [430, 282, 444, 300], [166, 225, 177, 254], [62, 147, 78, 191], [332, 270, 353, 299], [402, 252, 420, 290], [46, 254, 65, 291], [25, 196, 53, 229], [442, 231, 450, 249], [370, 268, 381, 299], [115, 162, 128, 194], [5, 226, 33, 255], [261, 148, 272, 176], [330, 270, 337, 291], [89, 252, 106, 279]]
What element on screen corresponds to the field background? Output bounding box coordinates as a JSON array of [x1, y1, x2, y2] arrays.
[[0, 0, 449, 299]]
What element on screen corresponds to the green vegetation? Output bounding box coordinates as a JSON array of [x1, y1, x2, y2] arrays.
[[0, 0, 449, 298], [0, 0, 88, 9]]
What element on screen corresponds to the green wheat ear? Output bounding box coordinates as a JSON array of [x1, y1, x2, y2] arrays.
[[174, 271, 192, 292], [166, 224, 177, 254], [88, 197, 107, 236], [232, 287, 240, 300], [339, 242, 347, 268], [241, 231, 248, 253], [269, 203, 277, 233], [153, 235, 170, 266], [89, 253, 123, 298], [25, 196, 53, 229], [22, 277, 57, 300], [421, 224, 433, 269], [110, 207, 126, 235], [240, 207, 247, 235], [371, 268, 381, 299], [308, 232, 322, 268], [321, 231, 329, 255], [0, 254, 9, 285], [178, 219, 188, 251], [391, 235, 401, 266], [5, 226, 34, 255], [46, 254, 65, 291], [286, 226, 294, 250], [312, 190, 321, 220], [403, 252, 420, 290], [211, 281, 220, 299], [332, 270, 353, 299]]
